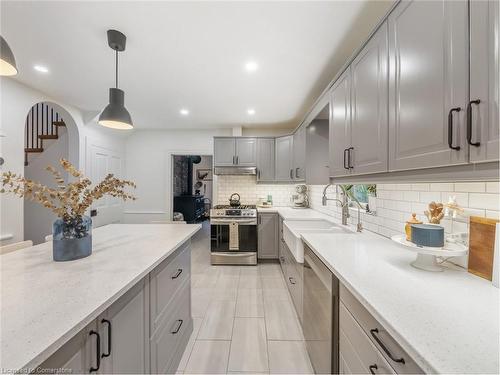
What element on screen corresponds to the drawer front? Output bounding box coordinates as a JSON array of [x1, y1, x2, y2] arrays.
[[283, 242, 303, 322], [150, 242, 191, 332], [150, 281, 192, 373], [340, 302, 395, 374], [340, 285, 423, 374]]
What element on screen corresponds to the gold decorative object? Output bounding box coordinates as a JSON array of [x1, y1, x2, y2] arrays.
[[424, 201, 444, 224], [1, 158, 136, 222], [405, 213, 423, 241]]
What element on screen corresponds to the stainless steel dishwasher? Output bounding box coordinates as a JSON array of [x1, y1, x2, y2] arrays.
[[303, 244, 339, 374]]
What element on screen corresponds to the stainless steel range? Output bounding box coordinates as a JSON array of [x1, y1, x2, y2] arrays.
[[210, 204, 257, 265]]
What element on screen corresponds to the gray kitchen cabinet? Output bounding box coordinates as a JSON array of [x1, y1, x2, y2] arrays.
[[293, 126, 306, 180], [329, 69, 352, 177], [149, 243, 192, 373], [99, 280, 150, 374], [469, 0, 499, 163], [214, 137, 257, 166], [306, 120, 330, 185], [388, 0, 469, 171], [258, 213, 279, 259], [350, 21, 389, 175], [235, 138, 257, 166], [39, 321, 97, 374], [214, 138, 236, 166], [38, 241, 192, 375], [340, 284, 423, 374], [256, 138, 275, 181], [275, 135, 294, 181]]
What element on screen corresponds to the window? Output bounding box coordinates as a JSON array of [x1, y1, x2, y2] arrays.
[[342, 184, 377, 213]]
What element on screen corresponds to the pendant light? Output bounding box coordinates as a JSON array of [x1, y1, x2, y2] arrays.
[[0, 36, 18, 76], [99, 30, 133, 130]]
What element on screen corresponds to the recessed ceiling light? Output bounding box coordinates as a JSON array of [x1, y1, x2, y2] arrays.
[[247, 108, 256, 116], [180, 108, 189, 116], [33, 65, 49, 73], [244, 61, 258, 72]]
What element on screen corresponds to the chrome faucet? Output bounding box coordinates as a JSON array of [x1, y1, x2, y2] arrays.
[[322, 184, 350, 225]]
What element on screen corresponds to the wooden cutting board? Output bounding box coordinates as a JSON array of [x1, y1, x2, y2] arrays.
[[468, 216, 499, 280]]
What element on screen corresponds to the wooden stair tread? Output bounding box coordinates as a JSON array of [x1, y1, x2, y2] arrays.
[[52, 121, 66, 127], [38, 134, 58, 140], [25, 148, 44, 153]]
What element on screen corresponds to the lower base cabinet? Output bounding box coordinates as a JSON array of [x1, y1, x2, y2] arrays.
[[38, 241, 192, 374], [278, 233, 303, 323], [339, 285, 423, 374], [258, 213, 279, 259]]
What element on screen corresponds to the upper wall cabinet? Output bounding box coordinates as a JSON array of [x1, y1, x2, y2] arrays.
[[292, 126, 306, 181], [350, 21, 388, 175], [214, 137, 257, 167], [257, 138, 275, 182], [275, 135, 294, 181], [214, 138, 236, 166], [469, 0, 499, 163], [329, 69, 352, 178], [388, 0, 469, 171]]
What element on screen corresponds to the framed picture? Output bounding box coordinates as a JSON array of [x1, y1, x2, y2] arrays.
[[196, 168, 212, 181]]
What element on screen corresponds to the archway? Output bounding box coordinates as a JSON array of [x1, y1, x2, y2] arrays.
[[23, 101, 79, 244]]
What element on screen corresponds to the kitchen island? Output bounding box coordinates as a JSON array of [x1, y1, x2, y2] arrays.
[[0, 223, 201, 373]]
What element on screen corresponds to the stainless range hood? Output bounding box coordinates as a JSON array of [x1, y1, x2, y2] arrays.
[[214, 166, 257, 175]]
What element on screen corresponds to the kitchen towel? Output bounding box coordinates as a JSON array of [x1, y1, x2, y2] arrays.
[[229, 222, 239, 250]]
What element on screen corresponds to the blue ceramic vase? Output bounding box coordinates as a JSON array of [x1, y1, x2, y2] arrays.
[[53, 215, 92, 261]]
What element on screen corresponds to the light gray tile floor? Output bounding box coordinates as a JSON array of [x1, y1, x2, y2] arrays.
[[178, 221, 313, 374]]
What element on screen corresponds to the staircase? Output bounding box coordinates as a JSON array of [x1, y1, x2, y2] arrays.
[[24, 103, 66, 166]]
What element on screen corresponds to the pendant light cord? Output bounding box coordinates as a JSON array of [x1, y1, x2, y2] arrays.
[[115, 50, 118, 89]]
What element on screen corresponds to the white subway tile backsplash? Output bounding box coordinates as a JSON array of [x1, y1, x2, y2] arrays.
[[430, 183, 454, 191], [486, 182, 499, 193], [419, 191, 441, 203], [411, 183, 430, 191], [307, 181, 499, 243], [469, 193, 500, 210], [403, 191, 419, 202], [454, 182, 486, 193]]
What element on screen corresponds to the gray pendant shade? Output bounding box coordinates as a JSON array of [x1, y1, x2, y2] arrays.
[[99, 29, 133, 130], [0, 36, 18, 76], [98, 88, 133, 130]]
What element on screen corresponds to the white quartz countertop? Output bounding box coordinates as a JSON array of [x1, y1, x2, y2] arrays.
[[258, 206, 329, 219], [299, 223, 499, 374], [0, 224, 201, 372]]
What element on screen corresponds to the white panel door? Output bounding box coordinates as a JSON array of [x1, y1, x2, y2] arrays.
[[469, 0, 499, 162], [350, 21, 389, 175], [90, 145, 123, 227], [388, 0, 468, 171]]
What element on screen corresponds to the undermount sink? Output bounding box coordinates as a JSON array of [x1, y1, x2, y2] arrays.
[[283, 219, 352, 263]]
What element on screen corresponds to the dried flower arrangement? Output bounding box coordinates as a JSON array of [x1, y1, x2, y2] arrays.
[[1, 158, 136, 223]]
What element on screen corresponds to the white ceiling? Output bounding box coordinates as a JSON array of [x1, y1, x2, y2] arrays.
[[1, 1, 393, 130]]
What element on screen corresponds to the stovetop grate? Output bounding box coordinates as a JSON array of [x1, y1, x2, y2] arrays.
[[213, 204, 257, 210]]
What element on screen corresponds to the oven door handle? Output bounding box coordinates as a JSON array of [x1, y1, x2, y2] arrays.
[[210, 219, 257, 225]]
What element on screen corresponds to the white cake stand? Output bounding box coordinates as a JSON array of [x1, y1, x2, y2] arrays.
[[391, 235, 468, 272]]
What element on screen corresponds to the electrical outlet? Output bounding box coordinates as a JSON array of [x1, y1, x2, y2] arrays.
[[90, 209, 97, 217]]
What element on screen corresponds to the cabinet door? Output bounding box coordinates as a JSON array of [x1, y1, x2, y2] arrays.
[[39, 321, 97, 374], [100, 279, 149, 374], [293, 126, 306, 180], [258, 213, 278, 259], [214, 138, 235, 166], [275, 135, 294, 181], [469, 0, 499, 162], [388, 0, 468, 171], [329, 69, 352, 177], [350, 22, 389, 175], [235, 138, 257, 166], [257, 138, 275, 181]]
